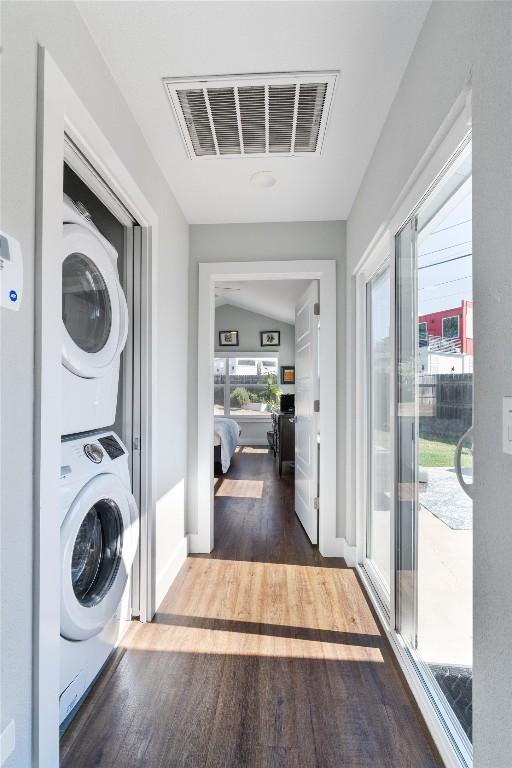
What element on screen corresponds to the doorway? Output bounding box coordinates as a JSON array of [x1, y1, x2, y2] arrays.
[[212, 278, 318, 548], [194, 260, 337, 557], [395, 141, 473, 748], [61, 157, 143, 621], [357, 133, 473, 767], [35, 47, 159, 766]]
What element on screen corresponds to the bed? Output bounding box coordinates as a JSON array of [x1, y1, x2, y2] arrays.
[[214, 416, 241, 473]]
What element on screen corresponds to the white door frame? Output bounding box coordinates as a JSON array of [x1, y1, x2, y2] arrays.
[[35, 47, 158, 767], [193, 259, 337, 556]]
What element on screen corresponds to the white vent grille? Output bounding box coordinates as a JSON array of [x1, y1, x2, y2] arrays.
[[164, 72, 337, 159]]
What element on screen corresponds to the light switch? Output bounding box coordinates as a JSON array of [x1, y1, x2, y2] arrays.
[[503, 397, 512, 455]]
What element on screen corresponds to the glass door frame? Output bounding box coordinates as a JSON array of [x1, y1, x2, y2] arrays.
[[363, 258, 395, 614], [354, 230, 396, 623], [394, 138, 473, 761], [352, 123, 473, 768]]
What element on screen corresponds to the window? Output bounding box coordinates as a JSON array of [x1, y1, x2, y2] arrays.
[[418, 322, 428, 347], [214, 356, 280, 417], [442, 314, 460, 338]]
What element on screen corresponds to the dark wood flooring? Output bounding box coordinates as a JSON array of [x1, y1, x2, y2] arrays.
[[60, 446, 441, 767]]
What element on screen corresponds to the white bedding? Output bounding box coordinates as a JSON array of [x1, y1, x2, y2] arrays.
[[214, 417, 241, 473]]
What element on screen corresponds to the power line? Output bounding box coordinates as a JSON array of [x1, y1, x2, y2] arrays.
[[419, 275, 472, 291], [420, 290, 473, 304], [418, 252, 472, 271], [419, 239, 472, 258], [431, 218, 472, 235]]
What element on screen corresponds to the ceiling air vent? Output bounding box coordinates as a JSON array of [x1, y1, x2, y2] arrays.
[[163, 71, 338, 159]]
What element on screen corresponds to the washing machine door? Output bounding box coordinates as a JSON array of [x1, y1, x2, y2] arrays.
[[62, 223, 128, 379], [61, 473, 139, 641]]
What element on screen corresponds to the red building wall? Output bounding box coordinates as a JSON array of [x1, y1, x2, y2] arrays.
[[419, 300, 473, 354]]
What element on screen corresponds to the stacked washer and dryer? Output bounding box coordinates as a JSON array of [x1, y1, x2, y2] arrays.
[[59, 194, 139, 725]]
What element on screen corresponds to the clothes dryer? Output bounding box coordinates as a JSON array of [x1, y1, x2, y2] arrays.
[[62, 195, 128, 435]]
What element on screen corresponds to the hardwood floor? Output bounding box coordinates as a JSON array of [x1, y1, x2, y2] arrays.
[[60, 446, 441, 768]]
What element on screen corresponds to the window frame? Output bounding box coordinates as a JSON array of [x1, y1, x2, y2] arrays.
[[214, 352, 280, 420], [442, 314, 460, 339]]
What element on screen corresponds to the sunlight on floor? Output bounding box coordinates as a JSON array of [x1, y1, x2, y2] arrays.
[[121, 623, 384, 662], [215, 478, 264, 498], [235, 446, 269, 454], [121, 558, 384, 663]]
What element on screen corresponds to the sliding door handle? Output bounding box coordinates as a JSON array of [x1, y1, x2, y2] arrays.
[[455, 426, 473, 499]]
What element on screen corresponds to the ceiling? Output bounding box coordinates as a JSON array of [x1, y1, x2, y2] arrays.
[[77, 1, 430, 224], [215, 280, 309, 324]]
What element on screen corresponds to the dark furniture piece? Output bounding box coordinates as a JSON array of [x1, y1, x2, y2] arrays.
[[280, 393, 295, 413], [214, 444, 222, 475], [271, 410, 295, 476]]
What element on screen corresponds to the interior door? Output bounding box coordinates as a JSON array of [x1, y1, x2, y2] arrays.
[[294, 281, 319, 544]]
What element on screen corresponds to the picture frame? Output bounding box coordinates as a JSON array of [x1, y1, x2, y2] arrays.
[[280, 365, 295, 385], [218, 330, 239, 346], [260, 330, 280, 347]]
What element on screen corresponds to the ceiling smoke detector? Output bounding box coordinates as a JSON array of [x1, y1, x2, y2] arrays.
[[163, 71, 338, 160]]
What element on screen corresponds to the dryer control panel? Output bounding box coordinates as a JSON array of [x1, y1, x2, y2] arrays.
[[98, 434, 125, 460], [0, 231, 23, 311]]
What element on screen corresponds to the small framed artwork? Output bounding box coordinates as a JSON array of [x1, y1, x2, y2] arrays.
[[280, 366, 295, 385], [260, 330, 280, 347], [219, 330, 239, 347]]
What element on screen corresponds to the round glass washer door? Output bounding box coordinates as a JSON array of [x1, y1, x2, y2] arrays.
[[61, 474, 138, 641], [62, 224, 128, 379]]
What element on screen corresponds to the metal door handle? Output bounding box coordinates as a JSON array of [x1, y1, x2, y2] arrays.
[[455, 425, 473, 499]]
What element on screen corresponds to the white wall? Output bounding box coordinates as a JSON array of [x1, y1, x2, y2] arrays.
[[345, 3, 512, 765], [214, 303, 295, 444], [188, 221, 346, 536], [1, 3, 189, 765]]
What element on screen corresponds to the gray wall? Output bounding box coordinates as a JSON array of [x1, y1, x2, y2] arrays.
[[215, 304, 295, 444], [1, 3, 189, 765], [345, 2, 512, 764], [188, 222, 346, 535], [215, 303, 295, 388]]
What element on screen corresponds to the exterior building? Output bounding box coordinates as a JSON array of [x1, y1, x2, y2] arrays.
[[419, 300, 473, 355]]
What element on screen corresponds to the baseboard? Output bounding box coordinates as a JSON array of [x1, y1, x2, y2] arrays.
[[187, 532, 212, 554], [342, 539, 357, 566], [155, 536, 188, 610], [320, 536, 357, 565]]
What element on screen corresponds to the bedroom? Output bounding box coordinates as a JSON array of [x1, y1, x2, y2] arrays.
[[212, 278, 320, 549]]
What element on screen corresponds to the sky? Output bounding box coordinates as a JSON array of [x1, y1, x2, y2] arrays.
[[417, 191, 472, 317]]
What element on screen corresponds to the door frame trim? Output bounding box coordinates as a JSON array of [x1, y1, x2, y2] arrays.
[[193, 259, 337, 556], [35, 47, 158, 766]]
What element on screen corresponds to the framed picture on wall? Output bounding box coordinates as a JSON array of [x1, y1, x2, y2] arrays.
[[280, 366, 295, 385], [260, 331, 280, 347], [219, 330, 239, 346]]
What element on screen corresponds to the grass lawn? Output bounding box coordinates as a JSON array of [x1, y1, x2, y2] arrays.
[[419, 434, 472, 468]]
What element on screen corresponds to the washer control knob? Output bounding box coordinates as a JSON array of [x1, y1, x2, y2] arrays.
[[83, 443, 103, 464]]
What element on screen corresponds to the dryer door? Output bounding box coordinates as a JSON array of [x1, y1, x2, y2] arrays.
[[61, 473, 139, 641], [62, 223, 128, 379]]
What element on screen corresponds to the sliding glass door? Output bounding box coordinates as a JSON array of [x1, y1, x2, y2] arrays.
[[366, 265, 392, 603], [395, 141, 473, 748]]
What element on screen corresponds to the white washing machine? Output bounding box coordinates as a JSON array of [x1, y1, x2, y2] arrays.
[[59, 431, 139, 725], [62, 194, 128, 436]]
